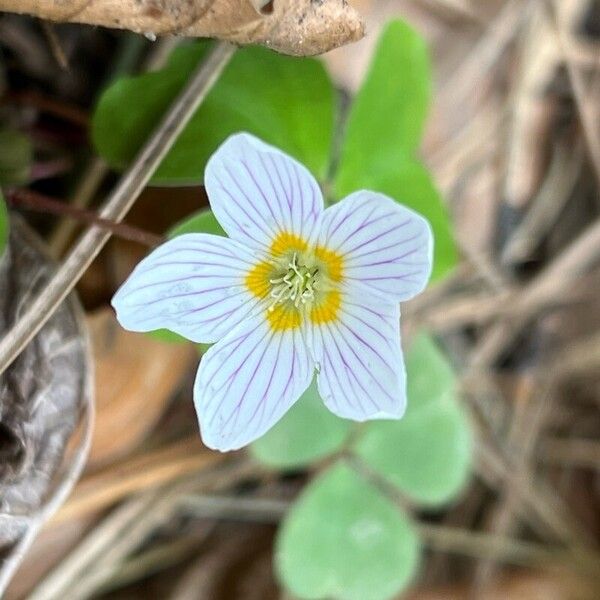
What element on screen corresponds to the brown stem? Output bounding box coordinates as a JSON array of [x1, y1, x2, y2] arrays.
[[3, 90, 89, 127], [6, 189, 164, 248]]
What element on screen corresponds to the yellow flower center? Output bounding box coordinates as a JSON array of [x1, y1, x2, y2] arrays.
[[245, 231, 345, 331], [268, 253, 319, 312]]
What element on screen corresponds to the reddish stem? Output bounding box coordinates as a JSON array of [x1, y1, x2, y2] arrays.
[[6, 189, 164, 248]]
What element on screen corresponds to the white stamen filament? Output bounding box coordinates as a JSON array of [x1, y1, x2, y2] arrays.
[[268, 253, 317, 312]]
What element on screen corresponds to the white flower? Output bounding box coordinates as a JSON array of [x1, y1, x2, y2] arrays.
[[112, 133, 433, 451]]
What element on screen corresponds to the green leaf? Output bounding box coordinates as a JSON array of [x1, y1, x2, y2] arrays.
[[169, 208, 226, 238], [333, 20, 457, 281], [276, 462, 421, 600], [92, 43, 335, 184], [0, 190, 9, 257], [353, 333, 472, 506], [147, 327, 186, 344], [0, 128, 33, 185], [334, 20, 431, 196], [251, 379, 352, 468]]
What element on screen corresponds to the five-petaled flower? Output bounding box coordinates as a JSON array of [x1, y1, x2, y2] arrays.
[[112, 133, 433, 451]]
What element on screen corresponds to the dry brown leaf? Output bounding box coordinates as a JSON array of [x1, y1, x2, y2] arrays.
[[0, 0, 365, 56], [86, 308, 197, 469], [0, 216, 93, 592]]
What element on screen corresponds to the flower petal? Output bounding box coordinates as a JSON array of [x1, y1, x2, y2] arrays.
[[319, 191, 433, 301], [205, 133, 324, 251], [309, 286, 406, 421], [195, 314, 313, 451], [112, 233, 264, 343]]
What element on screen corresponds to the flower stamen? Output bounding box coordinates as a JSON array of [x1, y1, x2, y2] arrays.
[[268, 253, 318, 312]]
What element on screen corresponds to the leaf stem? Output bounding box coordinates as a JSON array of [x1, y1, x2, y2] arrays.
[[0, 41, 236, 375]]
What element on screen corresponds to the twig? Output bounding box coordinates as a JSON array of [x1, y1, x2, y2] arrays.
[[438, 0, 531, 119], [502, 140, 583, 264], [4, 90, 89, 127], [539, 438, 600, 470], [52, 437, 226, 524], [97, 526, 216, 594], [417, 0, 485, 24], [167, 492, 600, 576], [29, 157, 74, 182], [48, 37, 179, 257], [473, 372, 554, 587], [501, 4, 558, 217], [49, 157, 109, 257], [550, 1, 600, 188], [7, 188, 164, 248], [470, 214, 600, 368], [0, 41, 236, 376], [28, 492, 162, 600], [418, 523, 600, 576], [40, 21, 69, 70], [29, 459, 258, 600], [474, 429, 593, 547], [552, 329, 600, 378], [0, 329, 95, 596], [461, 387, 593, 548], [180, 494, 289, 523]]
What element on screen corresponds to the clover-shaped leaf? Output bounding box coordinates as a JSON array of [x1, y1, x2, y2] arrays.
[[251, 379, 352, 469], [93, 43, 335, 184], [335, 19, 430, 194], [333, 20, 457, 281], [353, 333, 472, 506], [276, 462, 421, 600]]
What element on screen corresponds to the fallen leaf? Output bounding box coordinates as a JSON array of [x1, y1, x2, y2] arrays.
[[0, 0, 365, 56], [0, 216, 92, 591]]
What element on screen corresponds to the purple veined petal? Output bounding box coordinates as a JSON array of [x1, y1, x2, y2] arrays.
[[111, 233, 265, 344], [205, 133, 324, 251], [319, 191, 433, 301], [194, 313, 313, 451], [308, 285, 406, 421]]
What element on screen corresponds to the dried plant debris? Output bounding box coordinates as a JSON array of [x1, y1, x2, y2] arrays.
[[0, 217, 92, 588], [0, 0, 365, 56]]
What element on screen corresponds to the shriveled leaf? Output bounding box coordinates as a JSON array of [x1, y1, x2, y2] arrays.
[[0, 0, 364, 56], [251, 379, 352, 468], [93, 44, 335, 184], [0, 217, 92, 585], [276, 462, 421, 600], [0, 191, 8, 257], [353, 334, 472, 506], [0, 128, 32, 186]]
